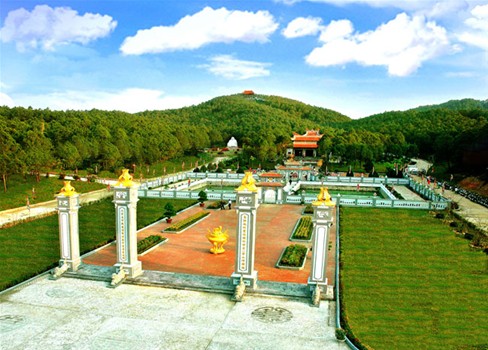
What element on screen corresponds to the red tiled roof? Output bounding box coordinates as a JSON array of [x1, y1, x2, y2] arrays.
[[259, 172, 283, 178], [257, 182, 284, 187], [292, 142, 318, 149], [291, 130, 323, 142], [276, 166, 312, 171]]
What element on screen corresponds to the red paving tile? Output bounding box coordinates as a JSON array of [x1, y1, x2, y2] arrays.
[[84, 203, 337, 286]]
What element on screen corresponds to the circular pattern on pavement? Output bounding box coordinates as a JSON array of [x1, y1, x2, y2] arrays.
[[251, 306, 293, 323]]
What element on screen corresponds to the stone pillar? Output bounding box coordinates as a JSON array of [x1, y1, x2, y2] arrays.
[[308, 188, 335, 295], [56, 182, 81, 271], [231, 172, 259, 289], [277, 187, 283, 204], [113, 169, 142, 278]]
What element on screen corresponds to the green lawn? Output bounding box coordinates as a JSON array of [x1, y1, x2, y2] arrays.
[[0, 198, 197, 291], [0, 175, 106, 211], [340, 208, 488, 350]]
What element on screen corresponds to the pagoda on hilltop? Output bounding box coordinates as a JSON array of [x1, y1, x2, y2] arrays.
[[288, 130, 323, 158]]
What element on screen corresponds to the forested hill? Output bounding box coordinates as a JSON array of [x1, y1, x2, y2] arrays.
[[0, 94, 350, 175], [138, 93, 350, 137], [411, 98, 488, 112], [339, 98, 488, 161]]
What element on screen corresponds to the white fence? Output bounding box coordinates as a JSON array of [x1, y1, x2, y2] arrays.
[[135, 171, 449, 210]]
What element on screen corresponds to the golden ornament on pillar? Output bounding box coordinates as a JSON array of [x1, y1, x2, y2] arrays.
[[236, 171, 257, 192], [206, 226, 229, 254], [59, 181, 77, 196], [312, 187, 335, 207], [115, 169, 133, 187]]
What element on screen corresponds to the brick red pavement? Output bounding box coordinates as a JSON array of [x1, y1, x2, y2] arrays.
[[83, 203, 337, 286]]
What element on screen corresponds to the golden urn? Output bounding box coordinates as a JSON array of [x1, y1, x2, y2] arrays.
[[206, 226, 229, 254]]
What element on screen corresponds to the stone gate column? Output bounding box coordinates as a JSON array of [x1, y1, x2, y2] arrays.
[[56, 181, 81, 271], [113, 169, 142, 278], [308, 187, 335, 294], [231, 172, 259, 289]]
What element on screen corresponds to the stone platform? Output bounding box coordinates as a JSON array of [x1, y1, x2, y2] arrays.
[[0, 275, 347, 350]]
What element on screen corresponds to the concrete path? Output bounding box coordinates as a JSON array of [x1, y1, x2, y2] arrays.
[[0, 276, 346, 350], [0, 188, 112, 228]]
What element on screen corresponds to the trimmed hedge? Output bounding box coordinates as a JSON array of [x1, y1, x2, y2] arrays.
[[291, 216, 313, 240], [165, 211, 209, 232], [137, 235, 166, 254], [279, 244, 307, 267]]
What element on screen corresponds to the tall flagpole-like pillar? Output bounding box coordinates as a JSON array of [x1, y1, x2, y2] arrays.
[[308, 187, 335, 301], [231, 171, 259, 290], [55, 181, 81, 273], [113, 169, 142, 279]]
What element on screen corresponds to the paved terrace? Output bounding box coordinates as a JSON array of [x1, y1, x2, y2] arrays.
[[83, 203, 337, 290], [0, 276, 346, 350]]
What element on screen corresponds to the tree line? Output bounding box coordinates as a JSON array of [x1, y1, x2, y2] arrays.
[[1, 95, 486, 191]]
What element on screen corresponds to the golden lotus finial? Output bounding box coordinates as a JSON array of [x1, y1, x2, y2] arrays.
[[206, 226, 229, 254], [236, 171, 257, 192], [59, 181, 77, 197], [115, 169, 133, 187], [312, 187, 335, 207]]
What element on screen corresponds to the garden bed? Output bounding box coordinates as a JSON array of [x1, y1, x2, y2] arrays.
[[289, 216, 313, 242], [137, 235, 168, 256], [275, 244, 308, 270], [163, 211, 210, 233]]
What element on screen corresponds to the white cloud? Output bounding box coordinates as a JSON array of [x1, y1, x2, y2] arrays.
[[10, 88, 208, 113], [318, 19, 354, 42], [282, 17, 323, 38], [120, 7, 278, 55], [457, 4, 488, 50], [0, 5, 117, 51], [201, 55, 271, 80], [276, 0, 467, 14], [0, 92, 15, 107], [306, 13, 452, 76]]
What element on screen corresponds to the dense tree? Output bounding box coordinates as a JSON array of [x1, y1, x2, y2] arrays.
[[0, 96, 486, 190]]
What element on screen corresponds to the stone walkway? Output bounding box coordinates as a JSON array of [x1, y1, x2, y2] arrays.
[[0, 276, 347, 350]]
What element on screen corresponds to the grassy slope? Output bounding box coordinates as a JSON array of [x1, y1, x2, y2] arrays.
[[340, 208, 488, 350], [0, 175, 106, 211], [0, 198, 197, 291]]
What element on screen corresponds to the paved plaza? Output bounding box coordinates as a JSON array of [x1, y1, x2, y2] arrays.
[[83, 204, 337, 286], [0, 276, 346, 350]]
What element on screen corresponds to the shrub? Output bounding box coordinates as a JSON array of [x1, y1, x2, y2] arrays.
[[335, 328, 346, 340], [198, 190, 208, 203], [164, 203, 176, 219], [292, 216, 313, 240], [207, 201, 226, 209], [58, 173, 65, 180], [303, 204, 313, 214], [165, 211, 209, 232], [435, 212, 445, 219], [137, 235, 165, 254], [279, 244, 307, 267]]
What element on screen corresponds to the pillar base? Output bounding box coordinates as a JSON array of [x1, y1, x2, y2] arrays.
[[231, 271, 258, 290], [62, 258, 81, 272], [307, 278, 328, 294], [115, 261, 143, 279]]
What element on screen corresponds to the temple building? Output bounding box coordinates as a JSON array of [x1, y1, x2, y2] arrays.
[[288, 130, 323, 158]]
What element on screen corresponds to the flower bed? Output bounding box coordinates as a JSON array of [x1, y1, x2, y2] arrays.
[[276, 244, 308, 270], [290, 216, 313, 241], [164, 211, 210, 233], [137, 235, 167, 255], [302, 204, 313, 214], [206, 201, 226, 210]]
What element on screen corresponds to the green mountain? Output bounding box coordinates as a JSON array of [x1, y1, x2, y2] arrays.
[[411, 98, 488, 112]]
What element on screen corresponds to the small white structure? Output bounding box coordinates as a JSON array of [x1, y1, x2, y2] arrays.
[[227, 137, 238, 148]]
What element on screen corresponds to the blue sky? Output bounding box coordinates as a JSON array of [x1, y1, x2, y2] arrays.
[[1, 0, 487, 118]]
